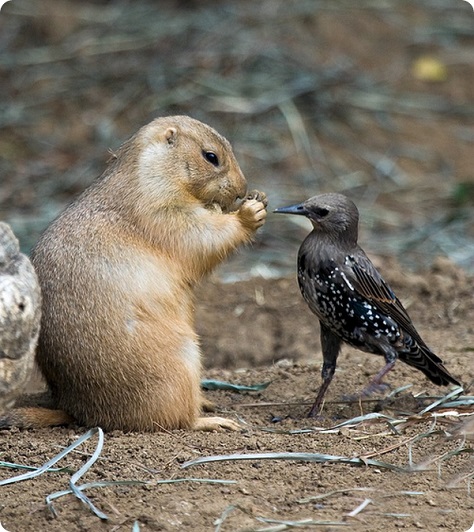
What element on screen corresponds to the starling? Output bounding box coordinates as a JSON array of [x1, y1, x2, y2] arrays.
[[274, 193, 461, 417]]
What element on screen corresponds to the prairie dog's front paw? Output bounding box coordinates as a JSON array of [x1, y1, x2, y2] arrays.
[[238, 190, 267, 232], [245, 190, 268, 208]]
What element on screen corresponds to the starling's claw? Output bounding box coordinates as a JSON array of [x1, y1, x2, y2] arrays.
[[343, 382, 391, 402], [361, 381, 392, 396]]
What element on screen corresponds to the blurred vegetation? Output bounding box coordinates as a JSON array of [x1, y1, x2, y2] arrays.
[[0, 0, 473, 279]]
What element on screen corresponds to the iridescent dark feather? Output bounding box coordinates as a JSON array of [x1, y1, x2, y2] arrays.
[[275, 193, 461, 416], [299, 247, 458, 386]]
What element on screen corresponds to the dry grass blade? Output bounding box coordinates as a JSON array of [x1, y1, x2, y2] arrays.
[[66, 428, 107, 520], [0, 428, 110, 519], [406, 429, 470, 472], [386, 384, 413, 398], [360, 433, 424, 460], [181, 451, 405, 472], [253, 516, 349, 530], [47, 477, 237, 518], [259, 427, 320, 435], [327, 412, 400, 430], [155, 478, 238, 485], [298, 487, 375, 504], [440, 397, 474, 410], [446, 466, 474, 490], [214, 504, 349, 532], [214, 504, 240, 532], [201, 379, 271, 392], [0, 427, 101, 487], [418, 387, 464, 414], [46, 479, 148, 517], [0, 461, 72, 474], [346, 498, 372, 518]]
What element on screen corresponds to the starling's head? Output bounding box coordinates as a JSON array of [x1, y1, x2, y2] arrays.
[[274, 193, 359, 243]]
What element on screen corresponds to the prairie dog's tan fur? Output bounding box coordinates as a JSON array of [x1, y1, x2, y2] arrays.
[[3, 116, 267, 432]]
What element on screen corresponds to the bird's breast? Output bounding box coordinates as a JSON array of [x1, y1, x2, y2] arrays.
[[298, 261, 401, 350]]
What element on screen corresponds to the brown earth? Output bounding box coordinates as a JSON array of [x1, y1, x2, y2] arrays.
[[1, 1, 474, 531], [1, 261, 473, 532]]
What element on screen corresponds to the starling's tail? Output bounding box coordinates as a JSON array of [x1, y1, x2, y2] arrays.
[[399, 336, 461, 387]]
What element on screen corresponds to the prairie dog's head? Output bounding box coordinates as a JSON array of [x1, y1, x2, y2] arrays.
[[136, 116, 248, 212]]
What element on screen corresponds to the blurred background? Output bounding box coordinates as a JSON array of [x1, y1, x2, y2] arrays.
[[0, 0, 473, 281]]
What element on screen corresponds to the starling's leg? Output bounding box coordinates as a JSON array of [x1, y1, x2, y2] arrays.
[[308, 324, 341, 418], [307, 366, 335, 417], [358, 347, 397, 397], [359, 360, 396, 396]]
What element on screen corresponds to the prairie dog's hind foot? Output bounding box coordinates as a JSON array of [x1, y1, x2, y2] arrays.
[[192, 416, 242, 432]]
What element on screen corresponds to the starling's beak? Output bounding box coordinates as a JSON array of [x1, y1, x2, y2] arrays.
[[273, 203, 309, 216]]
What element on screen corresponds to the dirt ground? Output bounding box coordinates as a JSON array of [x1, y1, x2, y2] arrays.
[[1, 0, 474, 531], [1, 263, 473, 532]]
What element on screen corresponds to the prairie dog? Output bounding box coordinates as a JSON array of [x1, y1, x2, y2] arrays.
[[4, 116, 267, 432]]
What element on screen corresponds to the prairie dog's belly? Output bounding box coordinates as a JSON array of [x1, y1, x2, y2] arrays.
[[90, 248, 194, 338], [39, 242, 196, 368]]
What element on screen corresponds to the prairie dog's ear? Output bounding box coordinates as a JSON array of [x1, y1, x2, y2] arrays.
[[165, 127, 178, 145]]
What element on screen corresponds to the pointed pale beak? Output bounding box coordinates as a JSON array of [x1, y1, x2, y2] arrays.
[[273, 203, 309, 216]]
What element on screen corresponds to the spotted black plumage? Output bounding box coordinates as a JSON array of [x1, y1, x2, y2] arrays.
[[274, 193, 461, 417]]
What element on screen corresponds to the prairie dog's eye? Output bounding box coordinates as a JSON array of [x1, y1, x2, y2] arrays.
[[314, 207, 329, 217], [203, 151, 219, 167]]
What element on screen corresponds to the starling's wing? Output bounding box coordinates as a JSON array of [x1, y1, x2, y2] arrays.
[[342, 250, 427, 347], [342, 251, 461, 386]]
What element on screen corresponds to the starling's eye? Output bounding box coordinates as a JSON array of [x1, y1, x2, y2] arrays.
[[203, 151, 219, 167], [314, 207, 329, 217]]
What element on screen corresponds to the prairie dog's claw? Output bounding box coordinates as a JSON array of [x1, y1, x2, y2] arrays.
[[245, 190, 268, 208]]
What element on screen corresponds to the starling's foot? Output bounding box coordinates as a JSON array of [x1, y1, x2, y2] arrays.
[[307, 412, 327, 422], [343, 381, 391, 401], [361, 381, 391, 396], [307, 376, 334, 418], [307, 403, 324, 418], [307, 395, 330, 418]]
